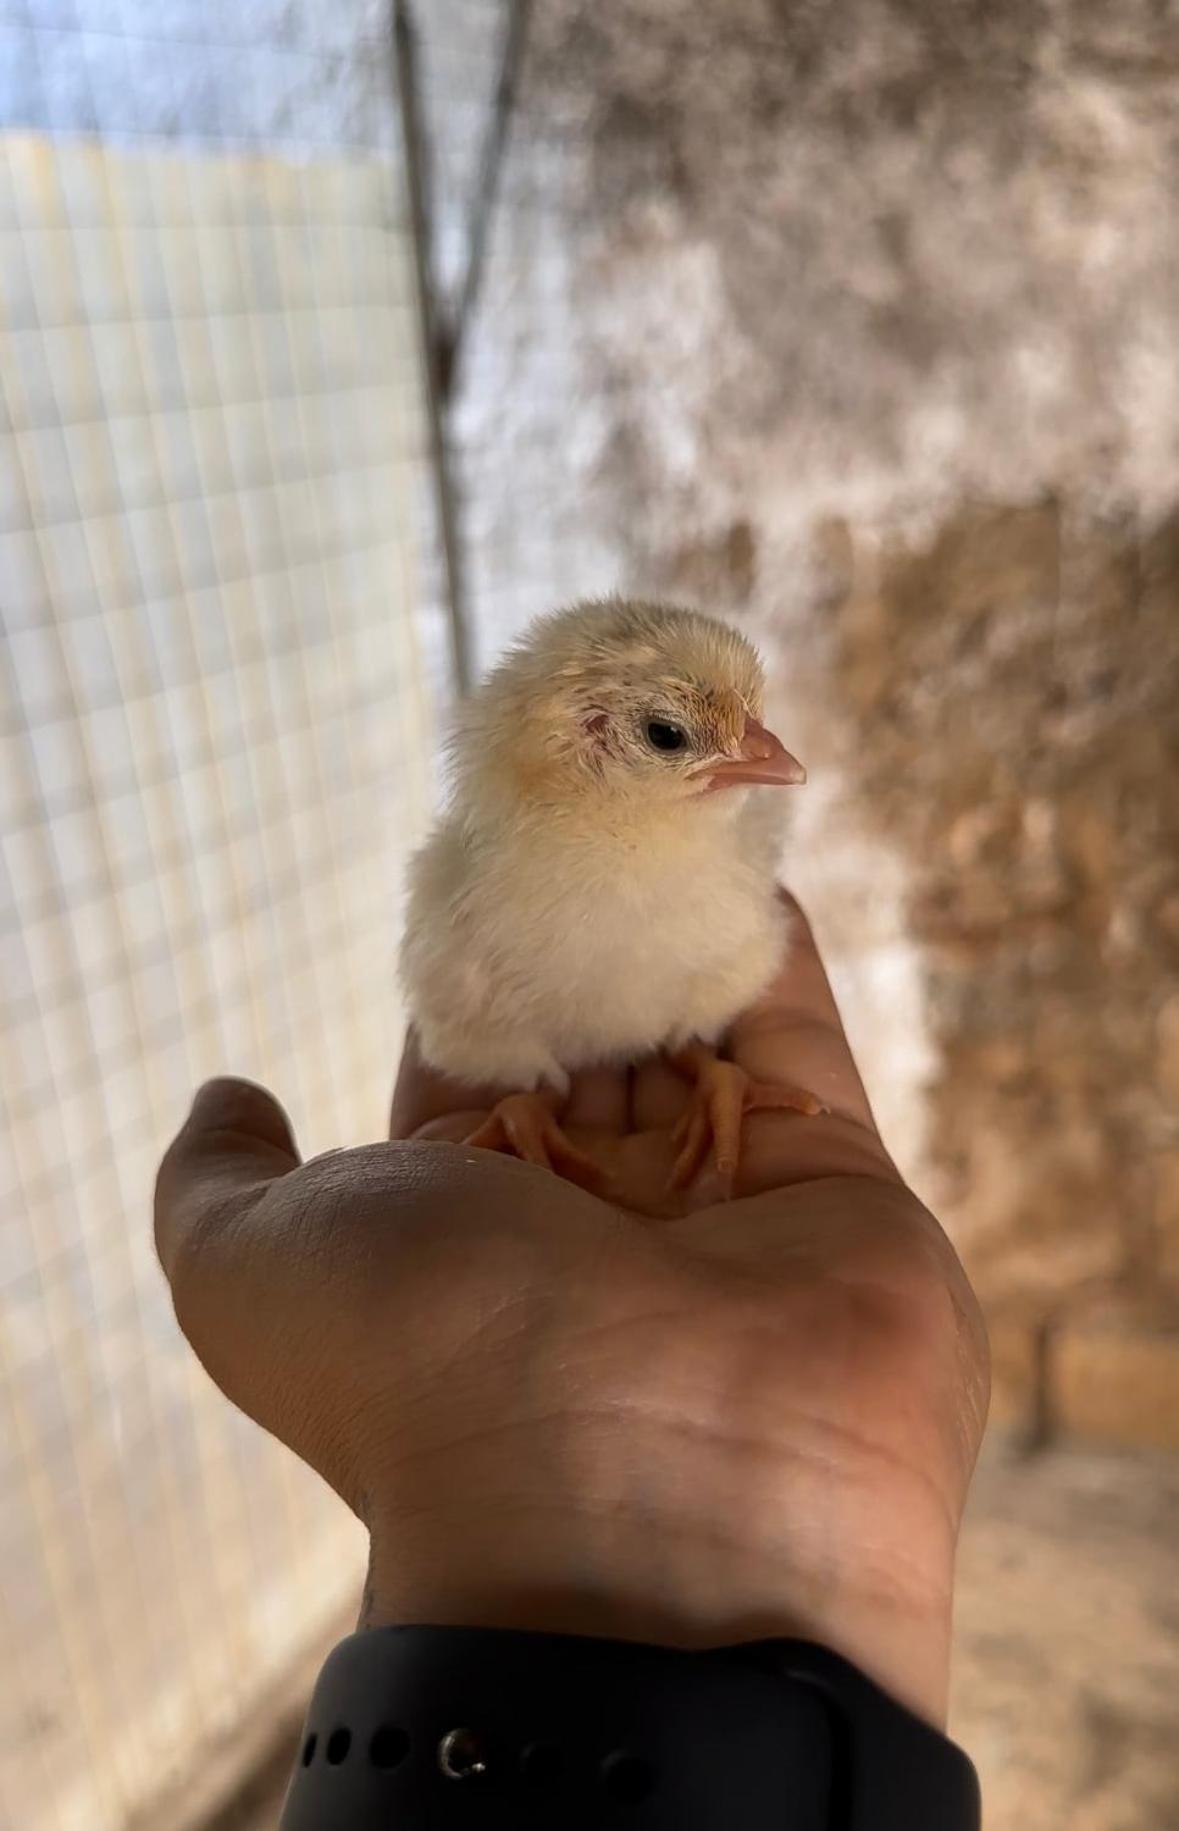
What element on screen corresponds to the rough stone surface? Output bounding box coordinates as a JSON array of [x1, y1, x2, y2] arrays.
[[1158, 1150, 1179, 1285], [1052, 1298, 1179, 1451], [826, 504, 1179, 1319], [985, 1314, 1046, 1438], [423, 0, 1179, 1428]]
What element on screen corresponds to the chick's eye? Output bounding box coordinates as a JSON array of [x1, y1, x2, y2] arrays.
[[645, 719, 688, 754]]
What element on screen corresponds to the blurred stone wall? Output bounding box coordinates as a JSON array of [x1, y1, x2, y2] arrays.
[[423, 0, 1179, 1447]]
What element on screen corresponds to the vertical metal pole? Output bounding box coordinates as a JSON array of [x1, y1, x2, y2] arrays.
[[448, 0, 532, 389], [393, 0, 474, 695]]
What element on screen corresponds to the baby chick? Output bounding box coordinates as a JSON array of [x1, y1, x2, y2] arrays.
[[400, 597, 823, 1196]]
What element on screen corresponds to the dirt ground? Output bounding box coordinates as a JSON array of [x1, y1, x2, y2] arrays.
[[954, 1438, 1179, 1829]]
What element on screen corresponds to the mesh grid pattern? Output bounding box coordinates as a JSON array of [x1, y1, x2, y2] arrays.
[[1, 130, 431, 1830], [0, 0, 397, 153]]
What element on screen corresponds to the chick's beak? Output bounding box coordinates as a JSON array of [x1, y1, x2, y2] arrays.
[[704, 717, 806, 789]]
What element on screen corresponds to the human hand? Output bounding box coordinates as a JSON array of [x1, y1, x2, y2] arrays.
[[154, 896, 988, 1729]]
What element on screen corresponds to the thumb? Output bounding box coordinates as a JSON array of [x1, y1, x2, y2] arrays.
[[154, 1077, 301, 1284]]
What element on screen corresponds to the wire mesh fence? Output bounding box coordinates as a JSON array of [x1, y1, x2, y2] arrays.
[[0, 7, 440, 1820]]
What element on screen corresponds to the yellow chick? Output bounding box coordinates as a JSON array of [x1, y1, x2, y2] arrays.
[[400, 597, 822, 1195]]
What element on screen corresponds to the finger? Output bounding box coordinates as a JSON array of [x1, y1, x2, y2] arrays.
[[390, 1028, 510, 1139], [631, 1054, 691, 1129], [412, 1111, 493, 1144], [726, 892, 881, 1136], [563, 1064, 629, 1132], [154, 1077, 301, 1284], [737, 1108, 901, 1195], [392, 1033, 630, 1138]]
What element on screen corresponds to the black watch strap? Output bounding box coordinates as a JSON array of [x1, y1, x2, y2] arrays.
[[279, 1625, 980, 1828]]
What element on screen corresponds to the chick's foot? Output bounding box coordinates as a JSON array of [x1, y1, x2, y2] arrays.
[[667, 1040, 827, 1198], [464, 1089, 607, 1194]]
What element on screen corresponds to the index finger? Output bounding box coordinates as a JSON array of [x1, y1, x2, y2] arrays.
[[389, 1031, 632, 1140], [389, 1028, 501, 1141], [727, 892, 883, 1138]]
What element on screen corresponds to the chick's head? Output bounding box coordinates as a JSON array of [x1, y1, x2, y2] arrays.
[[454, 598, 804, 815]]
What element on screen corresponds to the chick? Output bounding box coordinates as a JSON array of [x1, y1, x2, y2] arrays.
[[400, 597, 823, 1196]]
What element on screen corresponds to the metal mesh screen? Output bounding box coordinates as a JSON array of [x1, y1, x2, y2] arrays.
[[1, 114, 431, 1831], [0, 2, 396, 154]]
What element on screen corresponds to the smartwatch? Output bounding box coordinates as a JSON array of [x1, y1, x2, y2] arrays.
[[279, 1625, 980, 1827]]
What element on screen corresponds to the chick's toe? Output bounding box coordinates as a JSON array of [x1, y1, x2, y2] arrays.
[[465, 1089, 608, 1195], [666, 1042, 826, 1197]]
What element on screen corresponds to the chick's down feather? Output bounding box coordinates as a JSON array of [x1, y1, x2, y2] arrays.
[[400, 598, 799, 1096]]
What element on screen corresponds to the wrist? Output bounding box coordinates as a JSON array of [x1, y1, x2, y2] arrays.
[[283, 1624, 980, 1830], [360, 1481, 955, 1727]]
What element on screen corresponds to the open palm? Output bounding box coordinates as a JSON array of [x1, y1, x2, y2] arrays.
[[156, 896, 988, 1731]]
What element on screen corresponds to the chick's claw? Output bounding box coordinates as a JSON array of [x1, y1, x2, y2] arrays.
[[464, 1089, 608, 1195], [667, 1043, 827, 1198]]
